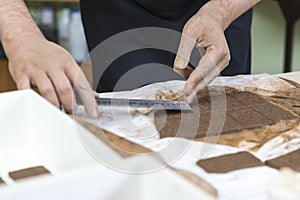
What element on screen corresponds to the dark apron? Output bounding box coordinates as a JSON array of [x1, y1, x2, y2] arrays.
[[80, 0, 253, 92]]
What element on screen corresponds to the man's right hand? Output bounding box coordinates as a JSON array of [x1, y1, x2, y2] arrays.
[[7, 35, 99, 118], [0, 0, 98, 118]]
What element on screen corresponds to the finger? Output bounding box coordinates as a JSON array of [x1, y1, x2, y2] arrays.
[[94, 91, 100, 98], [193, 52, 229, 94], [174, 33, 197, 72], [48, 72, 77, 114], [184, 52, 229, 104], [184, 47, 225, 98], [31, 72, 60, 108], [66, 64, 99, 118], [15, 75, 30, 90], [184, 68, 219, 104], [198, 46, 206, 57], [76, 70, 99, 118], [184, 67, 221, 104]]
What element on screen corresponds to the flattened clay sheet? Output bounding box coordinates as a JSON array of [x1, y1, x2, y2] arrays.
[[9, 166, 50, 180], [154, 87, 297, 139], [266, 149, 300, 171], [196, 120, 300, 151], [197, 151, 264, 173], [267, 88, 300, 117]]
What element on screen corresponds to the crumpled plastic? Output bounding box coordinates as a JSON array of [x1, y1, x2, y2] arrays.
[[75, 73, 300, 200]]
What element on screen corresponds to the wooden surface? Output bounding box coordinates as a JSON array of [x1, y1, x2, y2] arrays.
[[0, 60, 17, 92], [0, 58, 93, 93]]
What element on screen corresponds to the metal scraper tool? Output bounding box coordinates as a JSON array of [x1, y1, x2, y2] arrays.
[[96, 98, 192, 111]]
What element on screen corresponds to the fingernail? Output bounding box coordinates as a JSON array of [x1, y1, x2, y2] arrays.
[[94, 92, 100, 98], [174, 56, 188, 70], [174, 62, 186, 70]]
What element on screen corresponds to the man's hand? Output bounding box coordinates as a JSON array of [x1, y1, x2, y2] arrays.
[[174, 13, 230, 104], [174, 0, 261, 104], [7, 36, 99, 118], [0, 0, 99, 118]]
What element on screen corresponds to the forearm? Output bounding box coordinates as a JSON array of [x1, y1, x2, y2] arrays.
[[196, 0, 261, 30], [0, 0, 44, 57]]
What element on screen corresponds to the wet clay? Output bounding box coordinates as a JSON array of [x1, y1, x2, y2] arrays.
[[266, 149, 300, 171], [197, 151, 264, 173], [9, 166, 50, 180], [154, 88, 297, 139]]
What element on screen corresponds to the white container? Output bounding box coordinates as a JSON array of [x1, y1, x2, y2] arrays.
[[0, 90, 121, 185], [69, 8, 88, 62], [0, 155, 215, 200], [57, 8, 71, 50], [0, 90, 215, 200], [40, 7, 54, 27]]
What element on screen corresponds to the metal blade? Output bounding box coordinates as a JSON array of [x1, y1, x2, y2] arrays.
[[96, 98, 192, 111]]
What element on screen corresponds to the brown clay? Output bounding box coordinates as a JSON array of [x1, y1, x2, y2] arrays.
[[9, 166, 50, 180]]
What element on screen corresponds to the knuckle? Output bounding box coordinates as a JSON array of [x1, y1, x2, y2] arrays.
[[40, 85, 53, 95], [20, 65, 33, 75], [184, 17, 197, 29], [183, 24, 192, 34], [65, 59, 78, 69], [216, 46, 230, 62], [183, 20, 199, 38], [58, 85, 72, 96]]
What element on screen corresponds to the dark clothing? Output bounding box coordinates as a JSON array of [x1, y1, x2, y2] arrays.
[[81, 0, 253, 92]]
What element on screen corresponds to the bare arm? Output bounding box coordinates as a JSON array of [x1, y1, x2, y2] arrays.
[[174, 0, 261, 103], [0, 0, 98, 118], [203, 0, 261, 30], [0, 0, 43, 49]]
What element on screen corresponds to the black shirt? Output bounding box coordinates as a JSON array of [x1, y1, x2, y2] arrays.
[[80, 0, 252, 92], [133, 0, 198, 19]]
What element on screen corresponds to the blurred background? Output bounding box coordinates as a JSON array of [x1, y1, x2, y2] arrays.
[[0, 0, 299, 92], [252, 0, 300, 74]]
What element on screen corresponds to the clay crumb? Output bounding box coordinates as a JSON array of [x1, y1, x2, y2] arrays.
[[155, 89, 183, 101], [9, 166, 50, 180]]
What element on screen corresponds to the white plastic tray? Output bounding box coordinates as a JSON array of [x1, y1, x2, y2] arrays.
[[0, 90, 121, 184], [0, 157, 215, 200], [0, 90, 215, 200]]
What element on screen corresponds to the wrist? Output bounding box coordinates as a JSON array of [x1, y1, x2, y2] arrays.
[[196, 1, 232, 30], [2, 31, 45, 60], [196, 0, 261, 30]]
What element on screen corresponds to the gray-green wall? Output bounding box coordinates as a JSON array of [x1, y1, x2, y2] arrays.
[[252, 0, 300, 74]]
